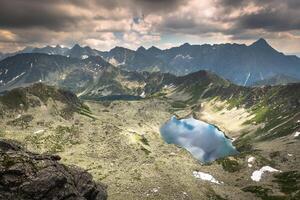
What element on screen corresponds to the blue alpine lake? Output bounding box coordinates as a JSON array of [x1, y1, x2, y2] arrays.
[[160, 116, 238, 163]]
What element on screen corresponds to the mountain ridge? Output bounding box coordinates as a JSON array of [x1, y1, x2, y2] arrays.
[[0, 38, 300, 86]]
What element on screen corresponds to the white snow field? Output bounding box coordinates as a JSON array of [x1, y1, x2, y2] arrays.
[[251, 166, 281, 182]]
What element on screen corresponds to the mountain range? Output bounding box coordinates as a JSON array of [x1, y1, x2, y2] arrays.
[[1, 38, 300, 86], [0, 53, 175, 99]]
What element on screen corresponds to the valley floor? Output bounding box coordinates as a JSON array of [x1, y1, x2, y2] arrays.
[[1, 98, 299, 199]]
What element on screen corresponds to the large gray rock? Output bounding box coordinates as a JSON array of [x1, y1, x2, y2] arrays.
[[0, 139, 107, 200]]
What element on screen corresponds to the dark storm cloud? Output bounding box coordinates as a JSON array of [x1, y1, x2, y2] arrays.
[[237, 10, 300, 32], [217, 0, 248, 8], [161, 16, 223, 35], [217, 0, 300, 32], [0, 0, 83, 30], [132, 0, 186, 13], [0, 0, 186, 31], [93, 0, 186, 12]]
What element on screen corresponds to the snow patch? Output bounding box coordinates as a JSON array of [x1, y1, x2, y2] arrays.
[[247, 156, 255, 168], [109, 57, 125, 66], [77, 88, 89, 97], [81, 55, 89, 59], [61, 73, 67, 80], [163, 84, 175, 89], [174, 54, 193, 60], [193, 171, 223, 184], [7, 72, 26, 84], [169, 152, 176, 156], [34, 129, 45, 134], [294, 131, 300, 137], [251, 166, 281, 182], [248, 157, 255, 163], [152, 188, 159, 193], [140, 91, 146, 98], [243, 73, 251, 86]]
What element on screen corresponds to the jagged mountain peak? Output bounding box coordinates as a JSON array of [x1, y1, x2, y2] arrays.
[[111, 46, 128, 50], [137, 46, 146, 52], [174, 70, 230, 87], [146, 46, 162, 56], [71, 44, 82, 49], [109, 46, 134, 54], [21, 46, 34, 53], [250, 38, 271, 48], [148, 46, 161, 51], [83, 45, 92, 50], [181, 42, 191, 47]]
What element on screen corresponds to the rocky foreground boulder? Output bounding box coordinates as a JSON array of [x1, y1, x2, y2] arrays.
[[0, 139, 107, 200]]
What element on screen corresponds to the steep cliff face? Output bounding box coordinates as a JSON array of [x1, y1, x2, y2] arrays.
[[0, 139, 107, 200]]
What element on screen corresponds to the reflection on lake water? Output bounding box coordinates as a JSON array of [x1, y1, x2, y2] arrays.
[[160, 116, 238, 163]]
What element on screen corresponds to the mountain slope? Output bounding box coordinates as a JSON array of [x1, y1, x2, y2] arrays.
[[99, 46, 165, 72], [0, 53, 115, 93], [0, 53, 79, 91], [251, 74, 300, 86], [0, 83, 88, 120], [0, 44, 103, 61], [0, 53, 176, 99]]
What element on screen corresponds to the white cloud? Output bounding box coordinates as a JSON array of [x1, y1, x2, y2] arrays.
[[84, 33, 119, 50]]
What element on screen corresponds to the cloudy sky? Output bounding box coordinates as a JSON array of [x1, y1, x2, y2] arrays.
[[1, 0, 300, 55]]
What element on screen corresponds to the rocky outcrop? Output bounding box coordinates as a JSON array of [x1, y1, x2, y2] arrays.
[[0, 139, 107, 200]]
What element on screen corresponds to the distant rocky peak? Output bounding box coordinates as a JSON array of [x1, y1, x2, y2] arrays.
[[250, 38, 271, 48], [137, 46, 146, 53], [181, 42, 191, 47], [72, 44, 82, 49], [147, 46, 162, 56], [148, 46, 161, 51]]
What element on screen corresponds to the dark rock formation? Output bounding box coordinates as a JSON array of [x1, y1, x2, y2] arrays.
[[0, 139, 107, 200]]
